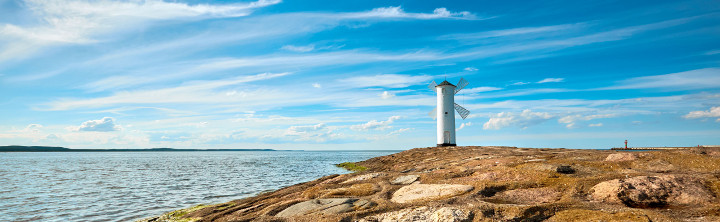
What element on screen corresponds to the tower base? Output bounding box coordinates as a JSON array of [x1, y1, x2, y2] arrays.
[[437, 143, 456, 147]]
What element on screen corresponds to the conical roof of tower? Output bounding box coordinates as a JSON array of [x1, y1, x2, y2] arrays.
[[437, 80, 456, 87]]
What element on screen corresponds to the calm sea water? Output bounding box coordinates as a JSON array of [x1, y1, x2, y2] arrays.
[[0, 151, 397, 222]]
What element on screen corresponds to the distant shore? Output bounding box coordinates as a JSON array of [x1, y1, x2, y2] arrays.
[[0, 145, 276, 152]]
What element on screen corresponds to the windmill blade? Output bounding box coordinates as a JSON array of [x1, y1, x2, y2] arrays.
[[454, 78, 468, 94], [428, 80, 437, 91], [428, 107, 437, 120], [454, 103, 470, 120]]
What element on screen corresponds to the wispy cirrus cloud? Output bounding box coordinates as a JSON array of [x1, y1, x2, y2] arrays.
[[343, 6, 478, 20], [0, 0, 281, 61], [599, 68, 720, 90]]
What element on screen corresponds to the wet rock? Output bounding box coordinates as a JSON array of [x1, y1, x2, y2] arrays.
[[341, 172, 385, 184], [605, 153, 637, 162], [275, 198, 374, 217], [359, 206, 470, 222], [391, 184, 473, 203], [390, 175, 419, 185], [590, 175, 713, 207], [556, 165, 575, 174]]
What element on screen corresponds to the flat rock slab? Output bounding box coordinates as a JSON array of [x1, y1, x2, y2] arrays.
[[590, 175, 713, 207], [276, 198, 373, 217], [390, 175, 419, 185], [342, 172, 385, 184], [605, 153, 637, 162], [359, 206, 470, 222], [391, 184, 473, 203]]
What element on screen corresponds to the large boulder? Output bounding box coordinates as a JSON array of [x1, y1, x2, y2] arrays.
[[275, 198, 374, 217], [590, 175, 713, 207], [390, 175, 419, 185], [391, 184, 473, 203], [605, 153, 637, 162], [359, 206, 470, 222]]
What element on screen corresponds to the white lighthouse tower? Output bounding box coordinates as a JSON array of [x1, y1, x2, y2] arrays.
[[429, 78, 470, 147]]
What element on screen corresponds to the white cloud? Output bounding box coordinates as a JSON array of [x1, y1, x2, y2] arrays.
[[558, 114, 616, 128], [312, 83, 322, 88], [281, 44, 315, 52], [23, 124, 44, 133], [345, 6, 476, 20], [389, 128, 412, 135], [283, 123, 340, 142], [601, 68, 720, 90], [462, 86, 503, 94], [45, 72, 290, 110], [537, 78, 564, 83], [351, 116, 401, 131], [589, 123, 603, 127], [74, 117, 121, 132], [440, 24, 580, 40], [457, 122, 473, 131], [0, 0, 281, 61], [340, 74, 433, 88], [511, 82, 530, 86], [684, 106, 720, 122], [704, 50, 720, 55], [464, 67, 478, 71], [380, 91, 395, 99], [483, 109, 553, 130]]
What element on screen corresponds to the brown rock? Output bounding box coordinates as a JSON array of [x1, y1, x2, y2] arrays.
[[390, 175, 419, 185], [275, 198, 374, 217], [590, 175, 713, 207], [547, 209, 651, 222], [359, 206, 470, 222], [495, 187, 561, 204], [605, 152, 638, 162], [342, 172, 385, 184], [391, 184, 473, 203]]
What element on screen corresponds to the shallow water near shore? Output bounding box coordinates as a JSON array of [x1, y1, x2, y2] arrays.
[[0, 151, 397, 222]]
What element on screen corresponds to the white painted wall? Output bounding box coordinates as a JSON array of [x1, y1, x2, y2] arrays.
[[436, 84, 456, 145]]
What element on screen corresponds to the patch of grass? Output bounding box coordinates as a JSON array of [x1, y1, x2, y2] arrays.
[[336, 162, 367, 172]]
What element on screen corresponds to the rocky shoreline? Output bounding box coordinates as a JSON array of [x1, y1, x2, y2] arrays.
[[140, 146, 720, 221]]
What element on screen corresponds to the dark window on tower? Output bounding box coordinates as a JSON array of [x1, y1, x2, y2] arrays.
[[445, 112, 448, 114]]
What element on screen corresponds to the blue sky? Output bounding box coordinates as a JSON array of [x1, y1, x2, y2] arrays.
[[1, 0, 719, 150]]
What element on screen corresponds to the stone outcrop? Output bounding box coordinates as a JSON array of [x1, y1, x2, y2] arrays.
[[359, 206, 470, 222], [391, 184, 474, 203], [141, 146, 720, 222], [390, 175, 419, 185], [275, 198, 374, 217], [590, 175, 713, 207]]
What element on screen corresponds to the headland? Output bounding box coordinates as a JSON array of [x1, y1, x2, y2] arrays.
[[140, 146, 720, 222]]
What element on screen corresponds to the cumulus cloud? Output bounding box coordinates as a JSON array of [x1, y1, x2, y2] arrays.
[[558, 114, 616, 128], [340, 74, 433, 88], [537, 78, 564, 83], [23, 124, 43, 133], [380, 91, 395, 99], [464, 67, 478, 71], [589, 123, 603, 127], [312, 83, 322, 88], [684, 106, 720, 122], [457, 122, 473, 131], [389, 128, 412, 135], [483, 110, 553, 130], [281, 44, 315, 52], [351, 116, 401, 131], [74, 117, 121, 132], [346, 6, 476, 20]]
